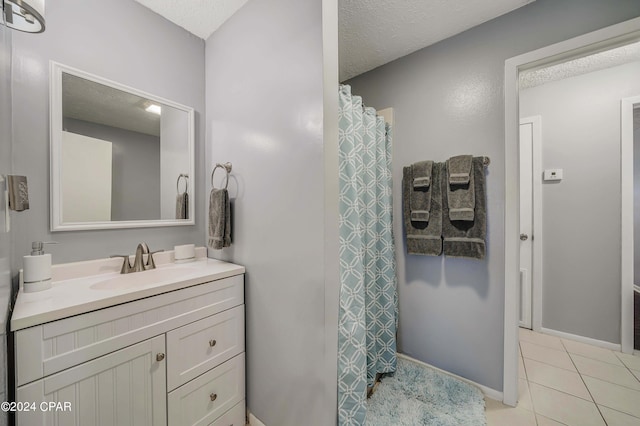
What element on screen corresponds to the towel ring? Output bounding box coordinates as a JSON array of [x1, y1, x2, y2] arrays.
[[176, 174, 189, 194], [211, 162, 232, 190]]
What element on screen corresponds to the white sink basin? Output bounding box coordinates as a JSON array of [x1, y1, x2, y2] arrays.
[[90, 267, 197, 290]]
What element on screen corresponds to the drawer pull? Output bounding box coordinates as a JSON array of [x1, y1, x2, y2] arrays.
[[210, 393, 217, 402], [209, 339, 217, 347], [156, 353, 165, 362]]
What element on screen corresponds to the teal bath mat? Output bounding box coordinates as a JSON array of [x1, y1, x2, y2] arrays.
[[366, 357, 487, 425]]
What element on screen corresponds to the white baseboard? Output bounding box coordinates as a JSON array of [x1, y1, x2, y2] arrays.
[[248, 411, 266, 426], [540, 327, 621, 351], [397, 353, 503, 402]]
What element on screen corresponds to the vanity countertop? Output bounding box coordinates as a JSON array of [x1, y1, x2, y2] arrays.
[[11, 252, 244, 331]]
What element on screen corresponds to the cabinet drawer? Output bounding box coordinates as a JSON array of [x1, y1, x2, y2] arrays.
[[16, 274, 244, 387], [210, 400, 245, 426], [168, 353, 245, 426], [167, 305, 244, 390]]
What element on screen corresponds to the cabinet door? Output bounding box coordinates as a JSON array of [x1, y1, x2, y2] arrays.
[[17, 335, 166, 426]]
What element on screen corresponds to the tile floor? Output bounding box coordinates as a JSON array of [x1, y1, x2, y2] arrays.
[[486, 329, 640, 426]]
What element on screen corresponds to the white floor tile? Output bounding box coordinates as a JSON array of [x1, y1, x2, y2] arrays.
[[583, 376, 640, 418], [524, 358, 592, 400], [570, 353, 640, 390], [519, 355, 527, 380], [518, 379, 534, 411], [485, 397, 537, 426], [561, 339, 624, 366], [536, 414, 568, 425], [528, 383, 605, 426], [520, 341, 576, 371], [598, 406, 640, 426], [615, 352, 640, 371], [631, 369, 640, 382], [519, 328, 565, 350]]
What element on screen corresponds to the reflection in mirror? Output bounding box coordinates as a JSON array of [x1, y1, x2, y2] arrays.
[[50, 62, 194, 231]]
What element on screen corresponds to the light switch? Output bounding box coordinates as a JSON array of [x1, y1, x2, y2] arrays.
[[543, 169, 563, 181]]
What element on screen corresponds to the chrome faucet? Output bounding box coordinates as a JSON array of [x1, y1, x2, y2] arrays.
[[111, 243, 164, 274]]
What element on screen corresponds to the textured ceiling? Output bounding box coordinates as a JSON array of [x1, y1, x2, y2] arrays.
[[339, 0, 534, 81], [520, 41, 640, 89], [134, 0, 249, 40], [63, 73, 161, 137]]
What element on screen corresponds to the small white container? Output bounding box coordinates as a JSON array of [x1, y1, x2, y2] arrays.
[[174, 244, 196, 263], [23, 253, 52, 293]]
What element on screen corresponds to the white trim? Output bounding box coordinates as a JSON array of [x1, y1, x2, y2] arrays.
[[397, 353, 503, 402], [621, 95, 640, 354], [248, 411, 267, 426], [504, 16, 640, 408], [322, 0, 340, 421], [377, 107, 394, 125], [49, 61, 196, 231], [520, 116, 543, 332], [540, 327, 622, 352]]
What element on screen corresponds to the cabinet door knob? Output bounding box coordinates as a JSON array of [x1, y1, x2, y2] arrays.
[[210, 393, 217, 402], [156, 353, 165, 362], [209, 339, 217, 347]]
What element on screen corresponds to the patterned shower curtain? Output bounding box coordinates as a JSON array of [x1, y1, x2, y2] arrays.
[[337, 85, 398, 425]]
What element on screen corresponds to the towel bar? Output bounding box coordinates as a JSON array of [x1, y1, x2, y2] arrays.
[[211, 162, 232, 190], [176, 174, 189, 194]]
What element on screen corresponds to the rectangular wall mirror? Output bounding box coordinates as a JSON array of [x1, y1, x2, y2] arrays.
[[50, 62, 195, 231]]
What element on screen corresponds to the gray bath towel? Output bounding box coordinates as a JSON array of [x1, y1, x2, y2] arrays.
[[410, 161, 433, 222], [412, 160, 433, 189], [208, 188, 231, 250], [447, 155, 472, 185], [403, 163, 442, 256], [176, 192, 189, 219], [447, 159, 475, 221], [442, 157, 486, 259]]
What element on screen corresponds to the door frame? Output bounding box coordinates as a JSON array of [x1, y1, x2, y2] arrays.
[[503, 17, 640, 407], [621, 95, 640, 354], [519, 116, 543, 331]]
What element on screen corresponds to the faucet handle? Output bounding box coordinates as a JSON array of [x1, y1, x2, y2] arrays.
[[110, 255, 132, 274], [145, 250, 165, 270]]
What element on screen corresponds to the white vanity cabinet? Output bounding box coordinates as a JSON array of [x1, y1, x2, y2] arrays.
[[12, 269, 246, 426]]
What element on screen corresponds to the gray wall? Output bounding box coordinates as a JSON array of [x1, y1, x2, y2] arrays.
[[205, 0, 337, 424], [0, 22, 12, 426], [347, 0, 640, 391], [521, 61, 640, 344], [10, 0, 205, 267], [63, 118, 161, 221]]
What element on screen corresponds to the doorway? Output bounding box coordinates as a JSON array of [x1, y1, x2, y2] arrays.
[[503, 17, 640, 406], [622, 95, 640, 354]]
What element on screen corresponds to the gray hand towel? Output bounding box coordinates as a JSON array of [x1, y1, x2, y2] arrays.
[[208, 188, 231, 250], [442, 157, 486, 259], [410, 161, 433, 222], [447, 160, 475, 221], [412, 161, 433, 189], [7, 175, 29, 211], [447, 155, 472, 185], [176, 192, 189, 219], [403, 163, 442, 256]]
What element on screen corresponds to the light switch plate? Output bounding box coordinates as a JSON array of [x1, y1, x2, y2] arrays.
[[543, 169, 563, 181]]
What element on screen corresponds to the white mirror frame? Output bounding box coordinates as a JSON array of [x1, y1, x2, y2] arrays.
[[49, 61, 195, 231]]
